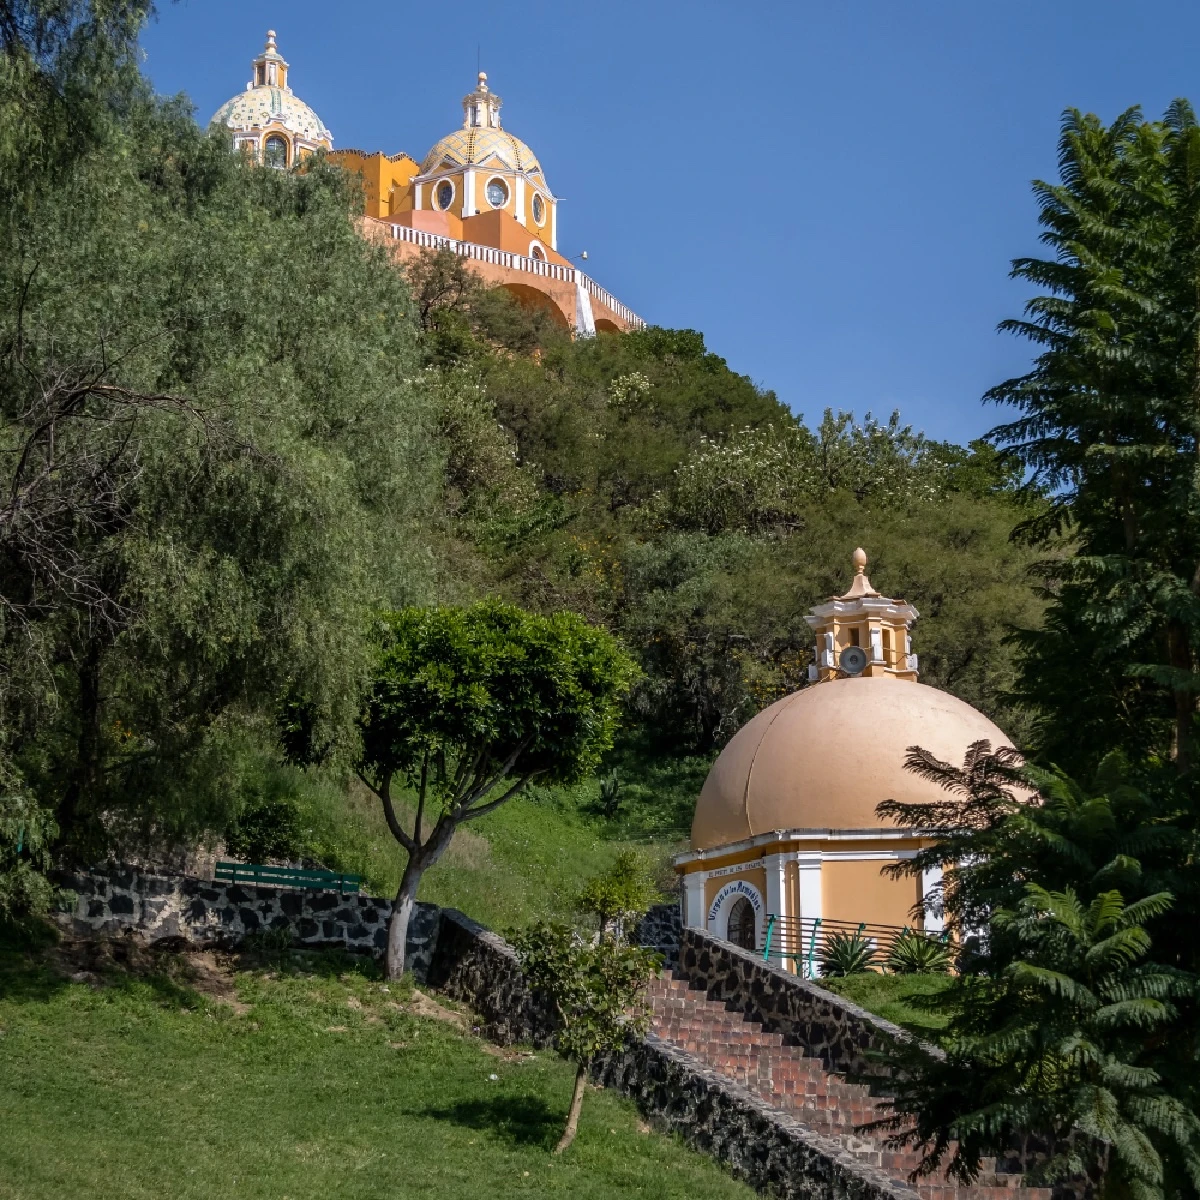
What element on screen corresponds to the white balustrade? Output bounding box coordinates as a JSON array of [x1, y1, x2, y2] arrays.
[[387, 224, 644, 328]]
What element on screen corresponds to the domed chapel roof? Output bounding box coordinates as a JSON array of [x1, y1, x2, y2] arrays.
[[690, 551, 1017, 851], [419, 73, 544, 181], [210, 31, 333, 148]]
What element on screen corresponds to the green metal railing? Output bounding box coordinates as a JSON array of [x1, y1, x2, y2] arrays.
[[760, 914, 945, 978]]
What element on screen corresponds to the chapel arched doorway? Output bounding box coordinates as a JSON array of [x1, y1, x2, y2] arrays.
[[726, 896, 756, 951]]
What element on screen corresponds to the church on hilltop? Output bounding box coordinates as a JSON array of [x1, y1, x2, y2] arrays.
[[211, 32, 644, 336]]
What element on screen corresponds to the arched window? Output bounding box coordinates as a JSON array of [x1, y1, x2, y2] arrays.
[[529, 244, 545, 262], [263, 135, 288, 169], [727, 897, 756, 951]]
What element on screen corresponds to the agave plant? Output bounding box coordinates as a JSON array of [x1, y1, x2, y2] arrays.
[[886, 929, 952, 975], [820, 929, 877, 977]]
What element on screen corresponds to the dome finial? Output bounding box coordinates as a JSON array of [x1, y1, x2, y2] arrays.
[[839, 547, 878, 599], [462, 71, 502, 130]]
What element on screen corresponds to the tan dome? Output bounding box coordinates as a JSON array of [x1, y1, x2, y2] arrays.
[[691, 677, 1014, 850]]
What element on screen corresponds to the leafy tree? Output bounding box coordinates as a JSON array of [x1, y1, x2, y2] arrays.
[[989, 102, 1200, 776], [511, 911, 659, 1152], [880, 885, 1197, 1198], [879, 745, 1200, 1195], [0, 768, 58, 920], [0, 1, 445, 859], [356, 601, 637, 978], [575, 850, 659, 938]]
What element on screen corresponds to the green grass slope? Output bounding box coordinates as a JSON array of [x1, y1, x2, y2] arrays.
[[253, 749, 709, 933], [0, 928, 752, 1200], [818, 972, 955, 1042]]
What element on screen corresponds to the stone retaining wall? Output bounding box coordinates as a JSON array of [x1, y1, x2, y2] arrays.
[[632, 901, 683, 966], [54, 867, 1089, 1199], [51, 866, 442, 978], [426, 908, 556, 1047]]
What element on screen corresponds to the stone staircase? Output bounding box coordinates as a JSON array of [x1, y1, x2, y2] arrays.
[[648, 973, 1053, 1200]]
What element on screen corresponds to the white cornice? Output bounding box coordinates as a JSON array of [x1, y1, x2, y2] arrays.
[[674, 825, 936, 868]]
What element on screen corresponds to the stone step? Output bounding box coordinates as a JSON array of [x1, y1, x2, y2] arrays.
[[647, 972, 1054, 1200]]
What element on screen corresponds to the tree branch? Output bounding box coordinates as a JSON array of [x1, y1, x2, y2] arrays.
[[414, 747, 428, 847], [356, 769, 416, 853], [459, 770, 542, 824], [456, 736, 531, 810]]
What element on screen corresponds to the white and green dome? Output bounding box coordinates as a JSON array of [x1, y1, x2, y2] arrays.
[[209, 31, 333, 160]]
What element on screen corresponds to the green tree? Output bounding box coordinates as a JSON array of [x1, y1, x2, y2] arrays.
[[0, 767, 58, 921], [356, 601, 637, 978], [990, 103, 1200, 776], [575, 849, 660, 938], [881, 884, 1197, 1198], [879, 745, 1200, 1196], [0, 1, 444, 858], [511, 920, 659, 1153]]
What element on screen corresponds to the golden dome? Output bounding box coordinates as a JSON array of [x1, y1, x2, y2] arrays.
[[420, 126, 542, 177], [419, 72, 545, 184], [690, 677, 1015, 850]]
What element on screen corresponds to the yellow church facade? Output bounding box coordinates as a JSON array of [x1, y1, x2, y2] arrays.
[[677, 551, 1018, 973], [212, 36, 643, 334]]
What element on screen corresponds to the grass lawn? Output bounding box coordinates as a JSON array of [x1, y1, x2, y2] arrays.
[[0, 926, 753, 1200], [818, 972, 955, 1042]]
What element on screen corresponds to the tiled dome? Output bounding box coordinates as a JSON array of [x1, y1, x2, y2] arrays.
[[420, 126, 541, 177], [211, 86, 332, 146], [210, 32, 332, 150]]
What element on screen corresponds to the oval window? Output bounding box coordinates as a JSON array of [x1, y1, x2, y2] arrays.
[[436, 181, 454, 210], [486, 178, 508, 208], [727, 897, 756, 951], [263, 134, 288, 169], [532, 193, 545, 225]]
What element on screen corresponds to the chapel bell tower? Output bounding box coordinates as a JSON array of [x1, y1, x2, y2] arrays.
[[805, 549, 919, 683]]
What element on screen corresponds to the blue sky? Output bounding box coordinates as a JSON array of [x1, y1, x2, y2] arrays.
[[141, 1, 1200, 445]]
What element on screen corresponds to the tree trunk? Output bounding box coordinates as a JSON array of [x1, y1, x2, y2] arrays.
[[1167, 618, 1194, 774], [554, 1061, 589, 1154], [386, 858, 424, 981], [57, 640, 104, 858]]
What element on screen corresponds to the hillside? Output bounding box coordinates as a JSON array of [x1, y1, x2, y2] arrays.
[[0, 926, 754, 1199]]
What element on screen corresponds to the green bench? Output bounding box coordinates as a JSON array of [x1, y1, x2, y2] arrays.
[[214, 861, 362, 895]]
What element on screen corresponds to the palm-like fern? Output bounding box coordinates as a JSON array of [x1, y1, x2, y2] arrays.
[[882, 885, 1199, 1198]]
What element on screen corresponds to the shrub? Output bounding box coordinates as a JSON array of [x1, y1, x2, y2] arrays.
[[820, 929, 877, 977], [225, 798, 310, 864], [886, 929, 952, 975]]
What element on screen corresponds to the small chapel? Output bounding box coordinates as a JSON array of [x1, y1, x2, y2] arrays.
[[211, 32, 643, 335], [676, 550, 1017, 973]]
